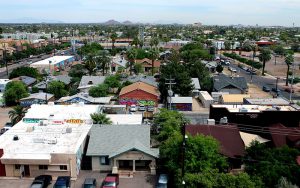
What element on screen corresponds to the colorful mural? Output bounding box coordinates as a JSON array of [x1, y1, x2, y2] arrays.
[[119, 98, 155, 106], [172, 103, 192, 111]]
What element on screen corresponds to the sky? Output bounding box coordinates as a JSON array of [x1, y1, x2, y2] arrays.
[[0, 0, 299, 26]]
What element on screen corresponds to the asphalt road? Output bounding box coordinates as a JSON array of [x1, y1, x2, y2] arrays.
[[0, 49, 73, 79], [229, 63, 300, 100]]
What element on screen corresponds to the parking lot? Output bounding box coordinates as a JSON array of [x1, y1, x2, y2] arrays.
[[0, 171, 156, 188]]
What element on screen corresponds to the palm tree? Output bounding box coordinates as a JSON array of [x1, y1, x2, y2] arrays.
[[110, 33, 118, 50], [284, 53, 294, 86], [9, 106, 27, 125], [95, 50, 110, 76], [127, 48, 137, 75], [85, 54, 96, 76], [148, 49, 159, 76], [237, 36, 245, 55], [90, 113, 112, 125], [258, 48, 272, 76], [150, 37, 159, 49]]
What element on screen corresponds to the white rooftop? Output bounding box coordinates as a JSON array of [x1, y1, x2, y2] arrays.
[[107, 114, 143, 125], [31, 56, 73, 66], [199, 91, 214, 100], [169, 97, 193, 104], [0, 118, 92, 161], [212, 104, 297, 112]]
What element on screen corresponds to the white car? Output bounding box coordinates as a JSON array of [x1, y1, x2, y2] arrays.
[[130, 105, 137, 112]]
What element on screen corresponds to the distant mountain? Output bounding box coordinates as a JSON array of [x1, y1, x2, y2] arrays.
[[123, 20, 133, 25], [103, 19, 121, 25], [0, 17, 64, 23]]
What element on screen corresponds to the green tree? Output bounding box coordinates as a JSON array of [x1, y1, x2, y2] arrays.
[[4, 81, 29, 106], [88, 84, 108, 97], [126, 48, 137, 75], [273, 45, 285, 56], [150, 37, 159, 49], [9, 67, 41, 79], [244, 142, 300, 187], [47, 81, 68, 99], [68, 64, 86, 78], [159, 61, 194, 101], [224, 41, 231, 50], [276, 177, 298, 188], [95, 50, 110, 76], [104, 76, 120, 93], [148, 49, 159, 76], [258, 48, 272, 76], [84, 54, 96, 76], [186, 61, 212, 91], [9, 106, 27, 125], [31, 86, 39, 93], [133, 63, 143, 74], [90, 113, 112, 124], [216, 64, 223, 74], [284, 53, 294, 86], [110, 32, 118, 50]]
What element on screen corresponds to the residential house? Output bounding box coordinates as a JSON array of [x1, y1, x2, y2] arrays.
[[20, 93, 54, 107], [34, 75, 72, 92], [78, 76, 106, 93], [213, 74, 248, 94], [186, 124, 245, 168], [135, 58, 161, 73], [57, 93, 112, 105], [12, 76, 36, 87], [86, 125, 159, 174], [125, 75, 158, 87], [119, 82, 160, 106], [0, 79, 11, 93], [268, 123, 300, 148], [202, 61, 218, 73], [111, 55, 127, 73]]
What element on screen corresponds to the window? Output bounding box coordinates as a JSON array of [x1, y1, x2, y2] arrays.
[[100, 156, 110, 165], [59, 165, 67, 170], [39, 165, 48, 170], [15, 165, 21, 170]]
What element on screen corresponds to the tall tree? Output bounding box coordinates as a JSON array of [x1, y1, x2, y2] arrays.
[[110, 32, 118, 50], [47, 81, 68, 99], [284, 53, 294, 86], [9, 106, 27, 125], [150, 37, 159, 49], [84, 54, 96, 76], [258, 48, 272, 76], [237, 35, 245, 55], [95, 50, 110, 76], [4, 81, 29, 106], [148, 49, 159, 76], [126, 48, 137, 75], [89, 84, 108, 97], [90, 113, 112, 124]]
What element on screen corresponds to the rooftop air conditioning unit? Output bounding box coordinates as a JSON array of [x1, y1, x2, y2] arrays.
[[206, 119, 216, 125], [48, 102, 54, 106], [33, 138, 44, 143], [239, 107, 248, 112], [46, 139, 57, 144], [39, 120, 47, 126], [220, 117, 228, 124]]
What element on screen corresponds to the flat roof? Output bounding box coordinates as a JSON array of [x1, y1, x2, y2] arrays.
[[0, 118, 92, 161], [169, 97, 193, 104], [244, 98, 289, 105], [221, 94, 250, 103], [212, 104, 297, 112], [107, 114, 143, 125], [31, 56, 73, 66]]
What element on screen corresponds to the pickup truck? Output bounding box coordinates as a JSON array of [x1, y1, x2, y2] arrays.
[[102, 174, 119, 188], [53, 176, 71, 188]]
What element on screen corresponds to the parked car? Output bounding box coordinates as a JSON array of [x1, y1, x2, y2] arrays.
[[272, 88, 281, 93], [284, 87, 295, 93], [147, 106, 155, 112], [248, 69, 257, 75], [156, 174, 169, 188], [130, 105, 137, 112], [53, 176, 71, 188], [83, 178, 96, 188], [138, 105, 146, 111], [262, 86, 271, 92], [102, 174, 119, 188], [228, 66, 237, 73], [30, 175, 52, 188]]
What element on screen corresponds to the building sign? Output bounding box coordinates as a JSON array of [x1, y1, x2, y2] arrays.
[[23, 118, 43, 123], [66, 119, 84, 124], [119, 98, 155, 106]]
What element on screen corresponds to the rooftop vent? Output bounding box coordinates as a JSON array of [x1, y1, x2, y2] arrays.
[[88, 81, 93, 85], [48, 102, 54, 106], [45, 139, 57, 144], [13, 135, 19, 141], [66, 128, 72, 133]]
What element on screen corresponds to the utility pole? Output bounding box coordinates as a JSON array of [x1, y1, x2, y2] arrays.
[[251, 46, 256, 83], [165, 76, 175, 110], [3, 45, 8, 77], [289, 62, 295, 103]]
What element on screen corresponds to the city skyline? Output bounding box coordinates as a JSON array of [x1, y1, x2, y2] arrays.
[[0, 0, 299, 26]]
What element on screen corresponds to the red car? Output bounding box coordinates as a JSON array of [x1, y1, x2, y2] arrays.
[[102, 174, 119, 188]]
